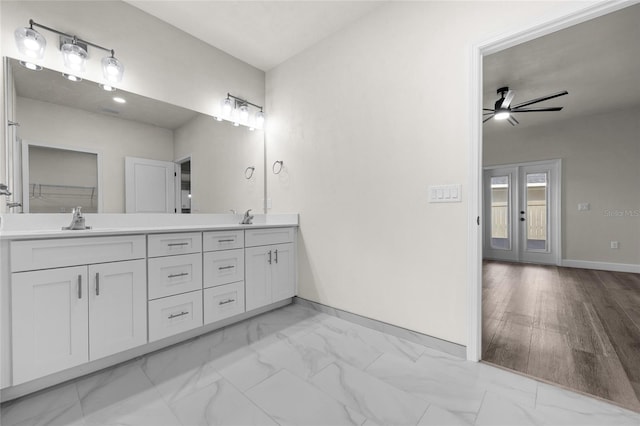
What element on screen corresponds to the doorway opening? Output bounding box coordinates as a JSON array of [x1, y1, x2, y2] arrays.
[[177, 158, 192, 214]]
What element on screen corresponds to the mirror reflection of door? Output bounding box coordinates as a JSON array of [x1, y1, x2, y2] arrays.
[[125, 157, 177, 213], [178, 158, 191, 214], [23, 144, 100, 213], [483, 159, 560, 265]]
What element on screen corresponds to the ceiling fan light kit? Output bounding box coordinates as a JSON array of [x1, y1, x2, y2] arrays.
[[484, 86, 568, 126]]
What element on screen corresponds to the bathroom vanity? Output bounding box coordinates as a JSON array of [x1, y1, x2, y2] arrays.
[[0, 213, 298, 401]]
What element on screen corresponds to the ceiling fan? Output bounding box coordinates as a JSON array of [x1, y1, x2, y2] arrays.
[[483, 86, 568, 126]]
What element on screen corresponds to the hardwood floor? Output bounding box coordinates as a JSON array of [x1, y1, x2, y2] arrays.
[[482, 260, 640, 411]]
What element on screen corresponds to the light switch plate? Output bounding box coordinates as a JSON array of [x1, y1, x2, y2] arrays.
[[429, 184, 462, 203], [578, 202, 590, 211]]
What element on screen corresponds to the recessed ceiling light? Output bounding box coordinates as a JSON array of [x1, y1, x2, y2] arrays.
[[62, 73, 82, 82], [99, 83, 116, 92], [113, 96, 126, 104]]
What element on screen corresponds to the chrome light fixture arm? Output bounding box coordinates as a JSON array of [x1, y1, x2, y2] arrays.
[[27, 19, 116, 57]]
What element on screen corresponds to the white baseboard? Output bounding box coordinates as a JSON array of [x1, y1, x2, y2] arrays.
[[561, 259, 640, 274]]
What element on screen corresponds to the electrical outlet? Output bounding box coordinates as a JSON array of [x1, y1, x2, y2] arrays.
[[610, 241, 619, 249]]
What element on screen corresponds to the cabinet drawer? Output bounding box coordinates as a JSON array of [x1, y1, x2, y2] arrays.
[[148, 232, 202, 257], [148, 253, 203, 300], [204, 282, 245, 325], [148, 291, 203, 342], [11, 235, 145, 272], [203, 230, 244, 252], [203, 249, 244, 288], [245, 228, 294, 247]]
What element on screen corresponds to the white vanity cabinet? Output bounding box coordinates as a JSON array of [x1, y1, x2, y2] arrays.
[[10, 236, 147, 385], [245, 228, 296, 311], [147, 232, 203, 342]]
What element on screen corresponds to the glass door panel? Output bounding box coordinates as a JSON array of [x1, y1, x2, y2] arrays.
[[490, 176, 511, 250], [525, 172, 548, 251]]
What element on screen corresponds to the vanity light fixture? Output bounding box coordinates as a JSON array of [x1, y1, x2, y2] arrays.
[[14, 19, 124, 86], [222, 93, 265, 130], [19, 61, 42, 71]]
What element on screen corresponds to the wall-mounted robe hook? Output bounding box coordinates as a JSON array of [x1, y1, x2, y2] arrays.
[[272, 160, 283, 175], [7, 121, 20, 127], [244, 166, 255, 179]]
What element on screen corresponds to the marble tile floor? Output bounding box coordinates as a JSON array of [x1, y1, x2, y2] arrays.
[[2, 303, 640, 426]]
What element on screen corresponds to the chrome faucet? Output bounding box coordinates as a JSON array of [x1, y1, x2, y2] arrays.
[[240, 209, 254, 225], [63, 206, 91, 230]]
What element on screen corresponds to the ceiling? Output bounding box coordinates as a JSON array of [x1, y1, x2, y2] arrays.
[[125, 1, 386, 71], [483, 3, 640, 132]]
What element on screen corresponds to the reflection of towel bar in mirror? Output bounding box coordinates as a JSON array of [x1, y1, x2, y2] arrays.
[[272, 160, 283, 175], [30, 183, 96, 200], [245, 166, 255, 180]]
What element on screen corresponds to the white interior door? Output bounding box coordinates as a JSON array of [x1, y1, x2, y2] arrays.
[[125, 157, 176, 213], [484, 160, 560, 265]]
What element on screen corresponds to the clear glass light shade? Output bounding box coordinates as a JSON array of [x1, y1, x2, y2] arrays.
[[222, 98, 233, 117], [239, 105, 249, 122], [101, 56, 124, 83], [14, 27, 46, 60], [61, 43, 88, 72], [255, 111, 265, 129]]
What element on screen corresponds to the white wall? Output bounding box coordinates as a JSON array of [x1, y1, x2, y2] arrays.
[[174, 115, 264, 214], [266, 1, 593, 345], [484, 107, 640, 265], [17, 97, 174, 213]]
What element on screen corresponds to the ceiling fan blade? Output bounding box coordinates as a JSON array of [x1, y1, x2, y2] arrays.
[[511, 90, 568, 109], [483, 115, 494, 123], [507, 115, 519, 126], [483, 112, 494, 116], [511, 107, 563, 112], [483, 108, 495, 112], [501, 90, 515, 108]]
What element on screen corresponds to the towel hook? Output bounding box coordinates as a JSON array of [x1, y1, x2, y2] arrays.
[[244, 166, 255, 180], [272, 160, 284, 175]]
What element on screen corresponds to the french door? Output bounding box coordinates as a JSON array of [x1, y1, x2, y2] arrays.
[[483, 160, 560, 265]]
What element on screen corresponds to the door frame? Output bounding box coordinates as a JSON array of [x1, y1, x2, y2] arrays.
[[466, 0, 637, 362], [483, 159, 561, 265]]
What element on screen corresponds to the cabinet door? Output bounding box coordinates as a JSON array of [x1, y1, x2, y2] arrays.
[[271, 243, 295, 302], [245, 246, 271, 311], [11, 266, 88, 385], [89, 259, 147, 360]]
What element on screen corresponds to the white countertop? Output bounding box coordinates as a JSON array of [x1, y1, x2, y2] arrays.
[[0, 213, 298, 240]]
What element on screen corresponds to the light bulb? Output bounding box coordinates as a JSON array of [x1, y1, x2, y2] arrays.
[[494, 111, 510, 121], [61, 42, 88, 72], [255, 111, 265, 129], [222, 98, 233, 116], [239, 104, 249, 122], [101, 55, 124, 83], [14, 27, 46, 60], [19, 61, 42, 71]]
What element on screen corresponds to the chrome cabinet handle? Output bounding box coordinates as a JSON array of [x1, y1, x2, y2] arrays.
[[77, 275, 82, 299], [274, 249, 278, 264], [268, 250, 272, 264], [168, 311, 189, 319], [218, 265, 235, 271], [218, 239, 234, 243], [167, 242, 189, 247], [95, 273, 100, 296], [168, 272, 189, 278], [219, 299, 235, 305]]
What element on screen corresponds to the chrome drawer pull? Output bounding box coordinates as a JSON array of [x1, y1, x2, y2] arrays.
[[168, 311, 189, 319], [218, 239, 235, 243], [274, 249, 278, 264], [218, 265, 235, 270], [167, 242, 189, 247], [168, 272, 189, 278], [95, 273, 100, 296], [268, 250, 272, 264], [77, 275, 82, 299], [219, 299, 235, 305]]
